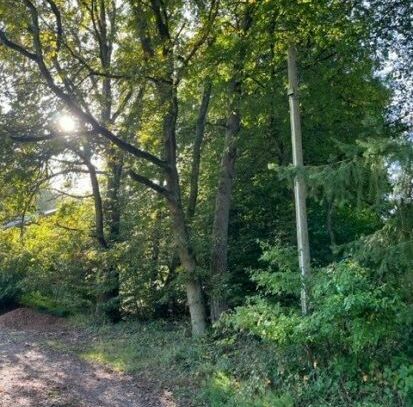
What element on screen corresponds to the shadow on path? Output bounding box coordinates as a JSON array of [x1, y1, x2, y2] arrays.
[[0, 329, 177, 407]]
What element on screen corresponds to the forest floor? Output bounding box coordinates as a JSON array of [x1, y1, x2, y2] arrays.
[[0, 309, 179, 407]]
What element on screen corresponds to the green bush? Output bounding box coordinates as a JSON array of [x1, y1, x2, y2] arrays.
[[0, 235, 30, 310], [224, 243, 413, 406], [0, 205, 96, 315], [0, 266, 25, 310]]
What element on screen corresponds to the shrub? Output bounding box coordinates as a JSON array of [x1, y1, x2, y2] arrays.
[[224, 242, 413, 406]]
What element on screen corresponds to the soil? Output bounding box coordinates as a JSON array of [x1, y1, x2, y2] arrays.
[[0, 307, 67, 331], [0, 309, 179, 407]]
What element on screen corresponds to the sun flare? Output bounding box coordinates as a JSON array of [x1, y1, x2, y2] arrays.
[[57, 114, 77, 133]]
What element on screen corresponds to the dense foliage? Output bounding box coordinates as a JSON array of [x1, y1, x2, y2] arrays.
[[0, 0, 412, 405]]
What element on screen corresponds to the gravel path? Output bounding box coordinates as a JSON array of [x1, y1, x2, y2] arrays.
[[0, 329, 177, 407]]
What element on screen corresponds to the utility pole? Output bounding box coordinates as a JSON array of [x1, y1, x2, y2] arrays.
[[287, 45, 311, 315]]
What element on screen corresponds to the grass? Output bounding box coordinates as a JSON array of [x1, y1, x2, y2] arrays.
[[20, 292, 72, 317], [71, 318, 210, 404], [33, 311, 409, 406], [61, 316, 291, 406], [24, 310, 409, 406]]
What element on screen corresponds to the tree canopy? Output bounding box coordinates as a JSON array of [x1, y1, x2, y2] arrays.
[[0, 1, 412, 405]]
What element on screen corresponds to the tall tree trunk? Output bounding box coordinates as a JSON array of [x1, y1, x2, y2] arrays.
[[99, 154, 123, 322], [209, 5, 253, 323], [327, 200, 336, 249], [85, 160, 107, 249], [95, 0, 122, 321], [187, 80, 212, 221], [132, 1, 208, 335], [107, 157, 123, 241], [165, 80, 212, 320], [164, 81, 212, 319], [209, 76, 241, 322], [168, 198, 207, 335], [160, 83, 207, 335]]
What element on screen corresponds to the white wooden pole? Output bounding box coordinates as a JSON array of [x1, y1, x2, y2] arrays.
[[287, 45, 311, 315]]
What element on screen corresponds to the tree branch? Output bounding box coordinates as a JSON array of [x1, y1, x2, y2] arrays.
[[0, 29, 38, 61], [129, 170, 173, 200], [179, 0, 219, 72], [110, 87, 134, 124], [10, 133, 56, 142], [45, 0, 63, 52], [54, 222, 89, 233], [47, 187, 93, 199], [2, 2, 168, 170], [9, 127, 99, 143]]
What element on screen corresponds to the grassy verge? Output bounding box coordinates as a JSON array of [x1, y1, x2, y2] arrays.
[[35, 312, 410, 406], [61, 316, 292, 407]]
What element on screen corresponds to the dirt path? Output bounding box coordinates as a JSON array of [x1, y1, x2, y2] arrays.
[[0, 328, 177, 407]]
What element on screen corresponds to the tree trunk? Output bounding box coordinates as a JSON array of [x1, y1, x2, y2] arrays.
[[107, 156, 123, 241], [132, 2, 208, 335], [100, 155, 123, 323], [85, 154, 122, 322], [92, 1, 122, 322], [209, 6, 253, 323], [160, 83, 207, 335], [209, 76, 241, 322], [187, 80, 212, 221], [165, 80, 212, 318], [326, 200, 336, 252], [168, 198, 207, 335], [85, 159, 107, 249]]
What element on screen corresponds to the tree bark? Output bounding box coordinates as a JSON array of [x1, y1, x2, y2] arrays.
[[95, 0, 122, 322], [187, 80, 212, 221], [165, 80, 212, 320], [85, 159, 107, 249], [98, 154, 123, 323], [209, 76, 241, 322], [159, 82, 207, 335], [168, 197, 207, 336], [107, 160, 123, 240], [327, 200, 336, 248], [209, 6, 253, 323]]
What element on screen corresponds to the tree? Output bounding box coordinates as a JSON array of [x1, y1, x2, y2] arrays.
[[209, 1, 254, 322], [0, 0, 219, 335]]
